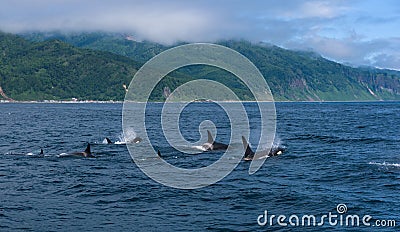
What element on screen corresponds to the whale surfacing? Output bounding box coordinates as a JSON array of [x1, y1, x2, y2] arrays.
[[201, 130, 228, 151], [242, 136, 285, 161], [26, 149, 44, 156], [59, 143, 94, 158]]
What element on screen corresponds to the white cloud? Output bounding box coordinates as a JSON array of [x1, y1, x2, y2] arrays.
[[0, 0, 399, 69], [282, 1, 349, 19]]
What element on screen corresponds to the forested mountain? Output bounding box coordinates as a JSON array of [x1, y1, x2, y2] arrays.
[[1, 32, 399, 101], [0, 32, 138, 100]]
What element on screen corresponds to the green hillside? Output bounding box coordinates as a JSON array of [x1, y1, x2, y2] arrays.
[[0, 32, 251, 101], [2, 31, 400, 101], [23, 32, 400, 101], [0, 32, 196, 101], [0, 32, 138, 100], [221, 40, 400, 101]]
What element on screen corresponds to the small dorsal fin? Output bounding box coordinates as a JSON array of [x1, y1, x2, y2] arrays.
[[84, 143, 91, 154], [242, 136, 255, 159], [157, 150, 161, 157], [207, 130, 214, 144], [105, 137, 112, 144], [40, 149, 44, 155]]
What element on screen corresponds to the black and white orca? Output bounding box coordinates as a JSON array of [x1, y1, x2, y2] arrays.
[[241, 136, 285, 161], [105, 137, 142, 144], [201, 130, 229, 151], [26, 149, 44, 156], [59, 143, 94, 158]]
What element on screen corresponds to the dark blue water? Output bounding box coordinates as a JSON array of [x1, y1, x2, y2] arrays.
[[0, 102, 399, 231]]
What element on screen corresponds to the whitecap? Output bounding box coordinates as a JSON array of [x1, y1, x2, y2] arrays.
[[191, 145, 207, 152], [369, 162, 400, 167]]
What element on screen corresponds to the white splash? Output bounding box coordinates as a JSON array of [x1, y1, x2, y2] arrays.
[[260, 135, 284, 150], [192, 145, 207, 152], [272, 136, 282, 149], [369, 162, 400, 167], [116, 128, 141, 144]]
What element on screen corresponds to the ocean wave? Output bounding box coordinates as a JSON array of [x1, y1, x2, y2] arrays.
[[368, 161, 400, 167], [292, 134, 398, 144]]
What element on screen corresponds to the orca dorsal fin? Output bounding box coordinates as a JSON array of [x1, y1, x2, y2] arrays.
[[207, 130, 214, 144], [105, 137, 112, 144], [40, 149, 44, 155], [157, 150, 161, 157], [84, 143, 91, 154], [242, 136, 255, 159]]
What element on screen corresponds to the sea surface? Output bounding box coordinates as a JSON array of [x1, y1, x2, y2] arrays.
[[0, 102, 399, 231]]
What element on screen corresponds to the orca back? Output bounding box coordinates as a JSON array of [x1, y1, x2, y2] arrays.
[[213, 142, 228, 150]]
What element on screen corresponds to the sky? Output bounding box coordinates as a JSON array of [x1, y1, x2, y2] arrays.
[[1, 0, 400, 70]]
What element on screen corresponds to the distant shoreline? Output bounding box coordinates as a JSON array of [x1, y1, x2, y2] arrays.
[[0, 100, 123, 104], [1, 99, 399, 104]]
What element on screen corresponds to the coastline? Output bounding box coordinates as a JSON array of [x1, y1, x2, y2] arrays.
[[0, 100, 123, 104], [1, 99, 399, 104]]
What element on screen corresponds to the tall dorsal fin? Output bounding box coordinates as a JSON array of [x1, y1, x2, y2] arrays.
[[84, 143, 91, 154], [242, 136, 255, 159], [40, 149, 44, 155], [105, 137, 112, 144], [157, 150, 161, 157], [207, 130, 214, 144]]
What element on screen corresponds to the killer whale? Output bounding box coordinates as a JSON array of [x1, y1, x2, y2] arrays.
[[59, 143, 94, 158], [104, 137, 142, 144], [26, 149, 44, 156], [241, 136, 285, 161], [201, 130, 229, 151]]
